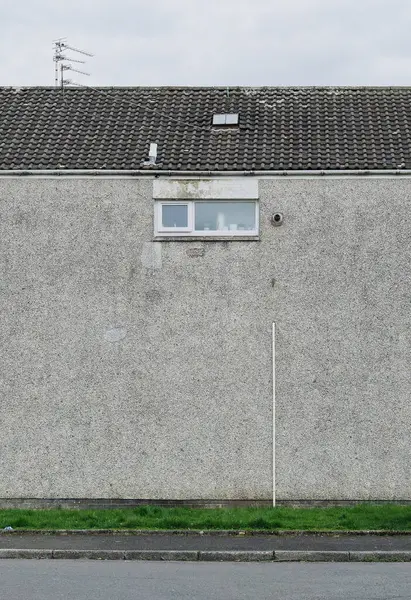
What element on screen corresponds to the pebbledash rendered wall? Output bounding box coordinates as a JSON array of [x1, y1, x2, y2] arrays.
[[0, 175, 410, 501]]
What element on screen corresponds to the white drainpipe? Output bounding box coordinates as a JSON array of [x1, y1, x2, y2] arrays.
[[272, 322, 276, 507]]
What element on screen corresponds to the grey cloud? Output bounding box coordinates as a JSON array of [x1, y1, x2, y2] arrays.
[[1, 0, 411, 86]]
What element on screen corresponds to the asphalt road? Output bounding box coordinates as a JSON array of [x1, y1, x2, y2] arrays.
[[1, 561, 411, 600]]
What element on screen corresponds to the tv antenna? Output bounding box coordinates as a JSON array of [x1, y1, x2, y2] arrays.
[[53, 38, 94, 88]]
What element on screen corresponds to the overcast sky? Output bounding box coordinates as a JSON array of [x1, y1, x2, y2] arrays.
[[1, 0, 411, 87]]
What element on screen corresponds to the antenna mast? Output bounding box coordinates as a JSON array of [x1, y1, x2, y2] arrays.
[[53, 38, 93, 88]]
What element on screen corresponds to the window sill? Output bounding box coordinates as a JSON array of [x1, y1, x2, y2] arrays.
[[153, 236, 260, 242]]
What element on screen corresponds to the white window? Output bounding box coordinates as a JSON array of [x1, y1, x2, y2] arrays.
[[155, 201, 259, 237], [156, 202, 191, 232]]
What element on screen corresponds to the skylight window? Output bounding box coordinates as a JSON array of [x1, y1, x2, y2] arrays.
[[212, 113, 239, 126]]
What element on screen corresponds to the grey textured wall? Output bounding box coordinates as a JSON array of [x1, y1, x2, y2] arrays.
[[0, 177, 410, 500]]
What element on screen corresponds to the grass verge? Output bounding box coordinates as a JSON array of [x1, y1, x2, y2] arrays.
[[1, 505, 411, 531]]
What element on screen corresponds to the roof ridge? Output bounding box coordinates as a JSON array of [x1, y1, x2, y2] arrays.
[[3, 85, 411, 91]]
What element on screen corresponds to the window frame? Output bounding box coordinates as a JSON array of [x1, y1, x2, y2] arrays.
[[155, 201, 193, 233], [155, 200, 259, 238]]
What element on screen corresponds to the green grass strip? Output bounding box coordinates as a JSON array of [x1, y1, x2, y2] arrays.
[[1, 504, 411, 531]]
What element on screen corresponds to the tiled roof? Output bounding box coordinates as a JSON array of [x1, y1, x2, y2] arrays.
[[1, 86, 411, 171]]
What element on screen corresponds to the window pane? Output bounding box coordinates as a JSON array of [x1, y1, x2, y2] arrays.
[[212, 114, 226, 125], [225, 114, 239, 125], [194, 202, 256, 232], [161, 204, 188, 228]]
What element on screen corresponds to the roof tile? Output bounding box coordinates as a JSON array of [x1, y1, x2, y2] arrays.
[[1, 86, 411, 171]]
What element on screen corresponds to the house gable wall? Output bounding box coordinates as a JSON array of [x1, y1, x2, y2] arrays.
[[0, 176, 409, 500]]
